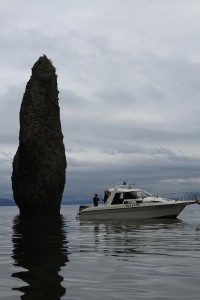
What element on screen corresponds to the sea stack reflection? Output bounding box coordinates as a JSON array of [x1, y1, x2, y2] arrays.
[[12, 55, 67, 215]]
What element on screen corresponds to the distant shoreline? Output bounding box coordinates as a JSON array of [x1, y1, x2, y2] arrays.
[[0, 198, 91, 206]]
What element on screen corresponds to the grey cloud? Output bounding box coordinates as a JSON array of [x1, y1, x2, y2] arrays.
[[96, 88, 136, 108], [1, 0, 200, 200], [64, 148, 200, 200], [60, 90, 90, 110]]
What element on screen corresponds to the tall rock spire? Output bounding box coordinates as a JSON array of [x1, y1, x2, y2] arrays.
[[12, 55, 67, 215]]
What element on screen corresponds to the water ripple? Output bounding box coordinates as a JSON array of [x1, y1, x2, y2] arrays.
[[0, 205, 200, 299]]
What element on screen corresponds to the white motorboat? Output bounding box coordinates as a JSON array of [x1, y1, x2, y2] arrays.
[[77, 183, 199, 220]]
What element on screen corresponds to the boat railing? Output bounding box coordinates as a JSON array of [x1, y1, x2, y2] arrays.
[[158, 191, 197, 201], [117, 183, 135, 189]]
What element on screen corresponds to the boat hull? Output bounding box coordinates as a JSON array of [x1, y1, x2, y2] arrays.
[[78, 201, 194, 220]]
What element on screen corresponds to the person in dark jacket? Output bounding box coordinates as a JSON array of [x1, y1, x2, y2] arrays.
[[93, 194, 100, 206]]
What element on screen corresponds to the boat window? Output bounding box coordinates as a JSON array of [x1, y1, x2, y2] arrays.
[[123, 192, 139, 199], [111, 193, 124, 205], [136, 191, 151, 198]]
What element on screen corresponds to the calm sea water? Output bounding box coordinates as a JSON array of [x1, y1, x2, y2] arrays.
[[0, 204, 200, 300]]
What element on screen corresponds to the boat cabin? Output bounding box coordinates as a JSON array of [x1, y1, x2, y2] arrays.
[[106, 185, 152, 205]]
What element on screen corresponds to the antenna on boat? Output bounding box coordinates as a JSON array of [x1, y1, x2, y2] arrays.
[[118, 179, 136, 187], [118, 179, 127, 185]]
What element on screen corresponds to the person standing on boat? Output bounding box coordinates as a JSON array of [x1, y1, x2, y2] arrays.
[[93, 194, 100, 206], [104, 190, 109, 204]]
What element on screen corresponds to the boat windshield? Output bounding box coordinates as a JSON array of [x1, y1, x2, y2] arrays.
[[123, 190, 152, 199], [111, 190, 152, 205]]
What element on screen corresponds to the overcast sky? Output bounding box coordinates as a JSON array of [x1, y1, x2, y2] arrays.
[[1, 0, 200, 202]]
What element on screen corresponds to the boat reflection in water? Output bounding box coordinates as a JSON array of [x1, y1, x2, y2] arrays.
[[79, 218, 182, 257], [12, 214, 69, 300]]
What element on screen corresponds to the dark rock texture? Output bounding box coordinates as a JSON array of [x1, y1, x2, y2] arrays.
[[12, 55, 67, 215]]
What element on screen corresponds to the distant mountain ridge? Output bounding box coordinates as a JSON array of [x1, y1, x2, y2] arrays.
[[1, 192, 199, 206], [0, 198, 16, 206], [0, 197, 91, 206]]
